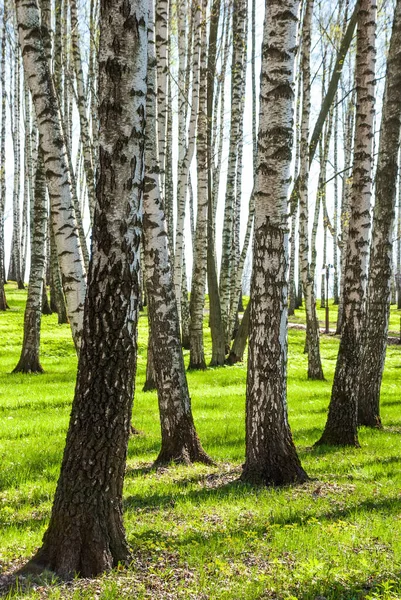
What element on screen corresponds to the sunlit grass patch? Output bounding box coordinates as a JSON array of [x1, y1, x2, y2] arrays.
[[1, 284, 400, 599]]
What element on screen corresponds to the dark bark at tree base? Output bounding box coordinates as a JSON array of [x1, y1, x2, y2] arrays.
[[0, 288, 8, 310], [17, 280, 25, 290], [314, 430, 360, 447], [358, 413, 382, 428], [241, 454, 309, 487], [358, 384, 382, 428], [226, 298, 250, 365], [142, 378, 156, 392], [225, 351, 241, 365], [156, 414, 214, 467], [19, 512, 131, 579], [181, 336, 191, 350], [13, 357, 44, 374], [42, 287, 52, 315], [187, 360, 206, 370], [308, 365, 325, 380]]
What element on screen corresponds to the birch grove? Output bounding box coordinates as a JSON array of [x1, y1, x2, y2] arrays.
[[1, 0, 401, 563]]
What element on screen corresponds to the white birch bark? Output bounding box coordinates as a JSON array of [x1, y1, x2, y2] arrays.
[[10, 27, 23, 288], [173, 0, 201, 323], [298, 0, 324, 380], [143, 8, 211, 463], [155, 0, 169, 198], [189, 0, 208, 370], [13, 147, 47, 373], [242, 0, 308, 486], [0, 0, 7, 309], [317, 0, 376, 447], [16, 0, 87, 350], [358, 0, 401, 426], [219, 0, 247, 339], [70, 0, 96, 224]]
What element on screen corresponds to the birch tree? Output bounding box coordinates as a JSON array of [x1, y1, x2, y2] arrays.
[[358, 0, 401, 427], [317, 0, 376, 447], [13, 148, 47, 373], [242, 0, 308, 486], [70, 0, 96, 224], [21, 0, 148, 577], [298, 0, 325, 380], [173, 0, 201, 324], [219, 0, 247, 345], [189, 0, 208, 370], [143, 8, 211, 464], [0, 0, 8, 310], [16, 0, 87, 350]]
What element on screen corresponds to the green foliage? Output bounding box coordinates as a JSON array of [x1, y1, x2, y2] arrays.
[[1, 286, 400, 599]]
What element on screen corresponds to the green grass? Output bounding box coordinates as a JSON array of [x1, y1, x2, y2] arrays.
[[1, 284, 401, 599]]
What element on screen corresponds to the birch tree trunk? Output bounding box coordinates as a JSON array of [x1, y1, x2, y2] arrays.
[[242, 0, 308, 486], [143, 8, 211, 464], [13, 147, 47, 373], [358, 0, 401, 427], [298, 0, 325, 380], [316, 0, 376, 447], [10, 32, 24, 289], [219, 0, 247, 342], [0, 0, 8, 310], [397, 159, 401, 309], [155, 0, 169, 198], [16, 0, 87, 351], [189, 0, 208, 370], [227, 301, 250, 364], [21, 0, 148, 577], [173, 0, 201, 323], [336, 85, 355, 334], [70, 0, 96, 224], [207, 0, 226, 367], [333, 99, 340, 304]]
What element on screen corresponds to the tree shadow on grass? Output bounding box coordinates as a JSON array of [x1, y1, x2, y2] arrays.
[[275, 571, 401, 600], [124, 458, 401, 523]]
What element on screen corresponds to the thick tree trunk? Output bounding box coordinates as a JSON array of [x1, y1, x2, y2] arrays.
[[16, 0, 87, 350], [242, 0, 308, 487], [143, 14, 211, 465], [358, 0, 401, 427], [14, 148, 47, 374], [316, 0, 376, 447], [20, 0, 148, 578]]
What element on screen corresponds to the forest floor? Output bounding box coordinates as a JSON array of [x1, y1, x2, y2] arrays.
[[0, 284, 401, 599]]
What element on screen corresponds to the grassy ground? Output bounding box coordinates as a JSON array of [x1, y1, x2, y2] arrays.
[[0, 283, 401, 599]]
